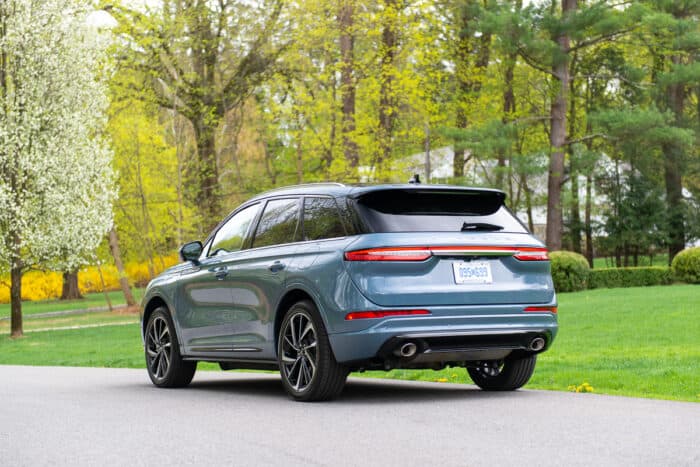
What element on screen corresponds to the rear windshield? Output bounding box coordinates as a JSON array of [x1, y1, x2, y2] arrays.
[[353, 189, 528, 233]]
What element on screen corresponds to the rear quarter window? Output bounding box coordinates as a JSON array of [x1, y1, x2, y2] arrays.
[[302, 197, 346, 241], [353, 189, 528, 233]]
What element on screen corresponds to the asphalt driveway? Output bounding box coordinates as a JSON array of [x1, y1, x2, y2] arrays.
[[0, 365, 697, 466]]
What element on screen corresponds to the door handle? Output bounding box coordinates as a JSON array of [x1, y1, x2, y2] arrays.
[[209, 266, 229, 280], [269, 261, 285, 273]]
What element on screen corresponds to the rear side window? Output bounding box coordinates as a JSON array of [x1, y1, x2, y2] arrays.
[[209, 203, 260, 256], [354, 189, 528, 233], [303, 197, 346, 241], [252, 198, 300, 248]]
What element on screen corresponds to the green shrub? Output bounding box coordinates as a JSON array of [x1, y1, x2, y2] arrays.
[[589, 267, 673, 289], [550, 251, 590, 292], [672, 247, 700, 284]]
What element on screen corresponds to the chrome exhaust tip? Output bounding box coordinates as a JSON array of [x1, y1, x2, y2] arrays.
[[394, 342, 418, 358], [529, 337, 546, 352]]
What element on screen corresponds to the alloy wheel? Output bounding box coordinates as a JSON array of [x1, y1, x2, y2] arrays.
[[474, 360, 504, 378], [280, 312, 318, 392], [146, 316, 172, 381]]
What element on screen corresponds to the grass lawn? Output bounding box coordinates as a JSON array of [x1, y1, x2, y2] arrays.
[[0, 284, 697, 401], [0, 310, 139, 334], [0, 289, 144, 319], [368, 284, 700, 401], [593, 254, 670, 268]]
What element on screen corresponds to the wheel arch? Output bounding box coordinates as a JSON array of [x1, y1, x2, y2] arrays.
[[142, 295, 170, 339], [273, 288, 318, 355]]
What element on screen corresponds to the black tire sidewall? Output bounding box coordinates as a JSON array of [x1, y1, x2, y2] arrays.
[[277, 302, 320, 398], [145, 307, 193, 387], [468, 354, 537, 391], [277, 300, 347, 401]]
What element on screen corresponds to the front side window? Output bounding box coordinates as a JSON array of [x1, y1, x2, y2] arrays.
[[252, 198, 300, 248], [303, 197, 346, 241], [208, 203, 261, 256]]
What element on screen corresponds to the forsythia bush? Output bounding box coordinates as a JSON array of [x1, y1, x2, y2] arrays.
[[0, 254, 180, 303], [589, 267, 673, 289], [671, 247, 700, 284], [549, 251, 590, 292]]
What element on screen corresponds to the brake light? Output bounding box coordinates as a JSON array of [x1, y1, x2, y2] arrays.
[[345, 309, 431, 320], [344, 247, 432, 261], [513, 248, 549, 261], [524, 306, 557, 314]]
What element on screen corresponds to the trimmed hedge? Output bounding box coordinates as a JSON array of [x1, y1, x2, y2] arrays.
[[550, 251, 590, 292], [671, 247, 700, 284], [589, 267, 673, 289]]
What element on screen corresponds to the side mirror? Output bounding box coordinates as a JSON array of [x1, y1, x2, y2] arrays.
[[179, 241, 203, 264]]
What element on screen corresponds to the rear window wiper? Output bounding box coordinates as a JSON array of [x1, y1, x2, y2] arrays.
[[461, 222, 503, 232]]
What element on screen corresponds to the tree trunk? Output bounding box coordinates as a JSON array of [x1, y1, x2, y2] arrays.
[[324, 64, 337, 174], [663, 54, 686, 263], [664, 142, 685, 262], [10, 263, 22, 338], [498, 33, 517, 191], [193, 117, 220, 229], [584, 173, 594, 267], [296, 123, 304, 184], [454, 114, 468, 179], [108, 228, 136, 307], [568, 64, 581, 253], [378, 0, 398, 170], [522, 174, 535, 233], [60, 270, 83, 300], [570, 174, 582, 253], [171, 106, 185, 247], [97, 264, 114, 312], [338, 1, 358, 169], [545, 0, 576, 251]]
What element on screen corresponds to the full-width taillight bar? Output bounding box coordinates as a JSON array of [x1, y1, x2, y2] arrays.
[[344, 246, 549, 262], [345, 309, 431, 320]]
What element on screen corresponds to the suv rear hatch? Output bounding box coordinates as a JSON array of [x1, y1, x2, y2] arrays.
[[343, 187, 554, 307]]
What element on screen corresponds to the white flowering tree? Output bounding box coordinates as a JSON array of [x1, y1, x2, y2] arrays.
[[0, 0, 115, 337]]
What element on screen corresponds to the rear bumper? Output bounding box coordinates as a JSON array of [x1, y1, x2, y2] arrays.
[[328, 306, 558, 364]]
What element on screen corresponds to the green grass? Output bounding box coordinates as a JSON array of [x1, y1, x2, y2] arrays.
[[0, 310, 139, 334], [0, 284, 698, 401], [0, 323, 144, 367], [367, 284, 700, 401], [593, 254, 670, 268], [0, 289, 144, 318]]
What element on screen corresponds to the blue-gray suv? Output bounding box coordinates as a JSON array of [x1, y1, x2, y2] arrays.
[[141, 183, 558, 401]]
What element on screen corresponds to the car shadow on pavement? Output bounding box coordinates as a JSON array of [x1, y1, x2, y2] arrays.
[[181, 374, 523, 403]]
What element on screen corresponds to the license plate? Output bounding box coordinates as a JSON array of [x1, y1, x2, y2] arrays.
[[453, 261, 493, 284]]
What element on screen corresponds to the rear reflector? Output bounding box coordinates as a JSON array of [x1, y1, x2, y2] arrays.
[[345, 309, 431, 320], [524, 306, 557, 314], [344, 246, 549, 261]]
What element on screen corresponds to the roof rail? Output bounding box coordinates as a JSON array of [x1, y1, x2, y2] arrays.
[[260, 182, 346, 195]]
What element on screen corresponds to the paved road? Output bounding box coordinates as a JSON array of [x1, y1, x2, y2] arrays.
[[0, 366, 698, 466]]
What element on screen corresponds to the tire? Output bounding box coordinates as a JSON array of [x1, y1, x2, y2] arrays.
[[144, 307, 196, 388], [277, 300, 349, 401], [467, 354, 537, 391]]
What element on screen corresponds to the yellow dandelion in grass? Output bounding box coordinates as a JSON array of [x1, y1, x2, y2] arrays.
[[436, 377, 448, 383], [569, 382, 594, 393]]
